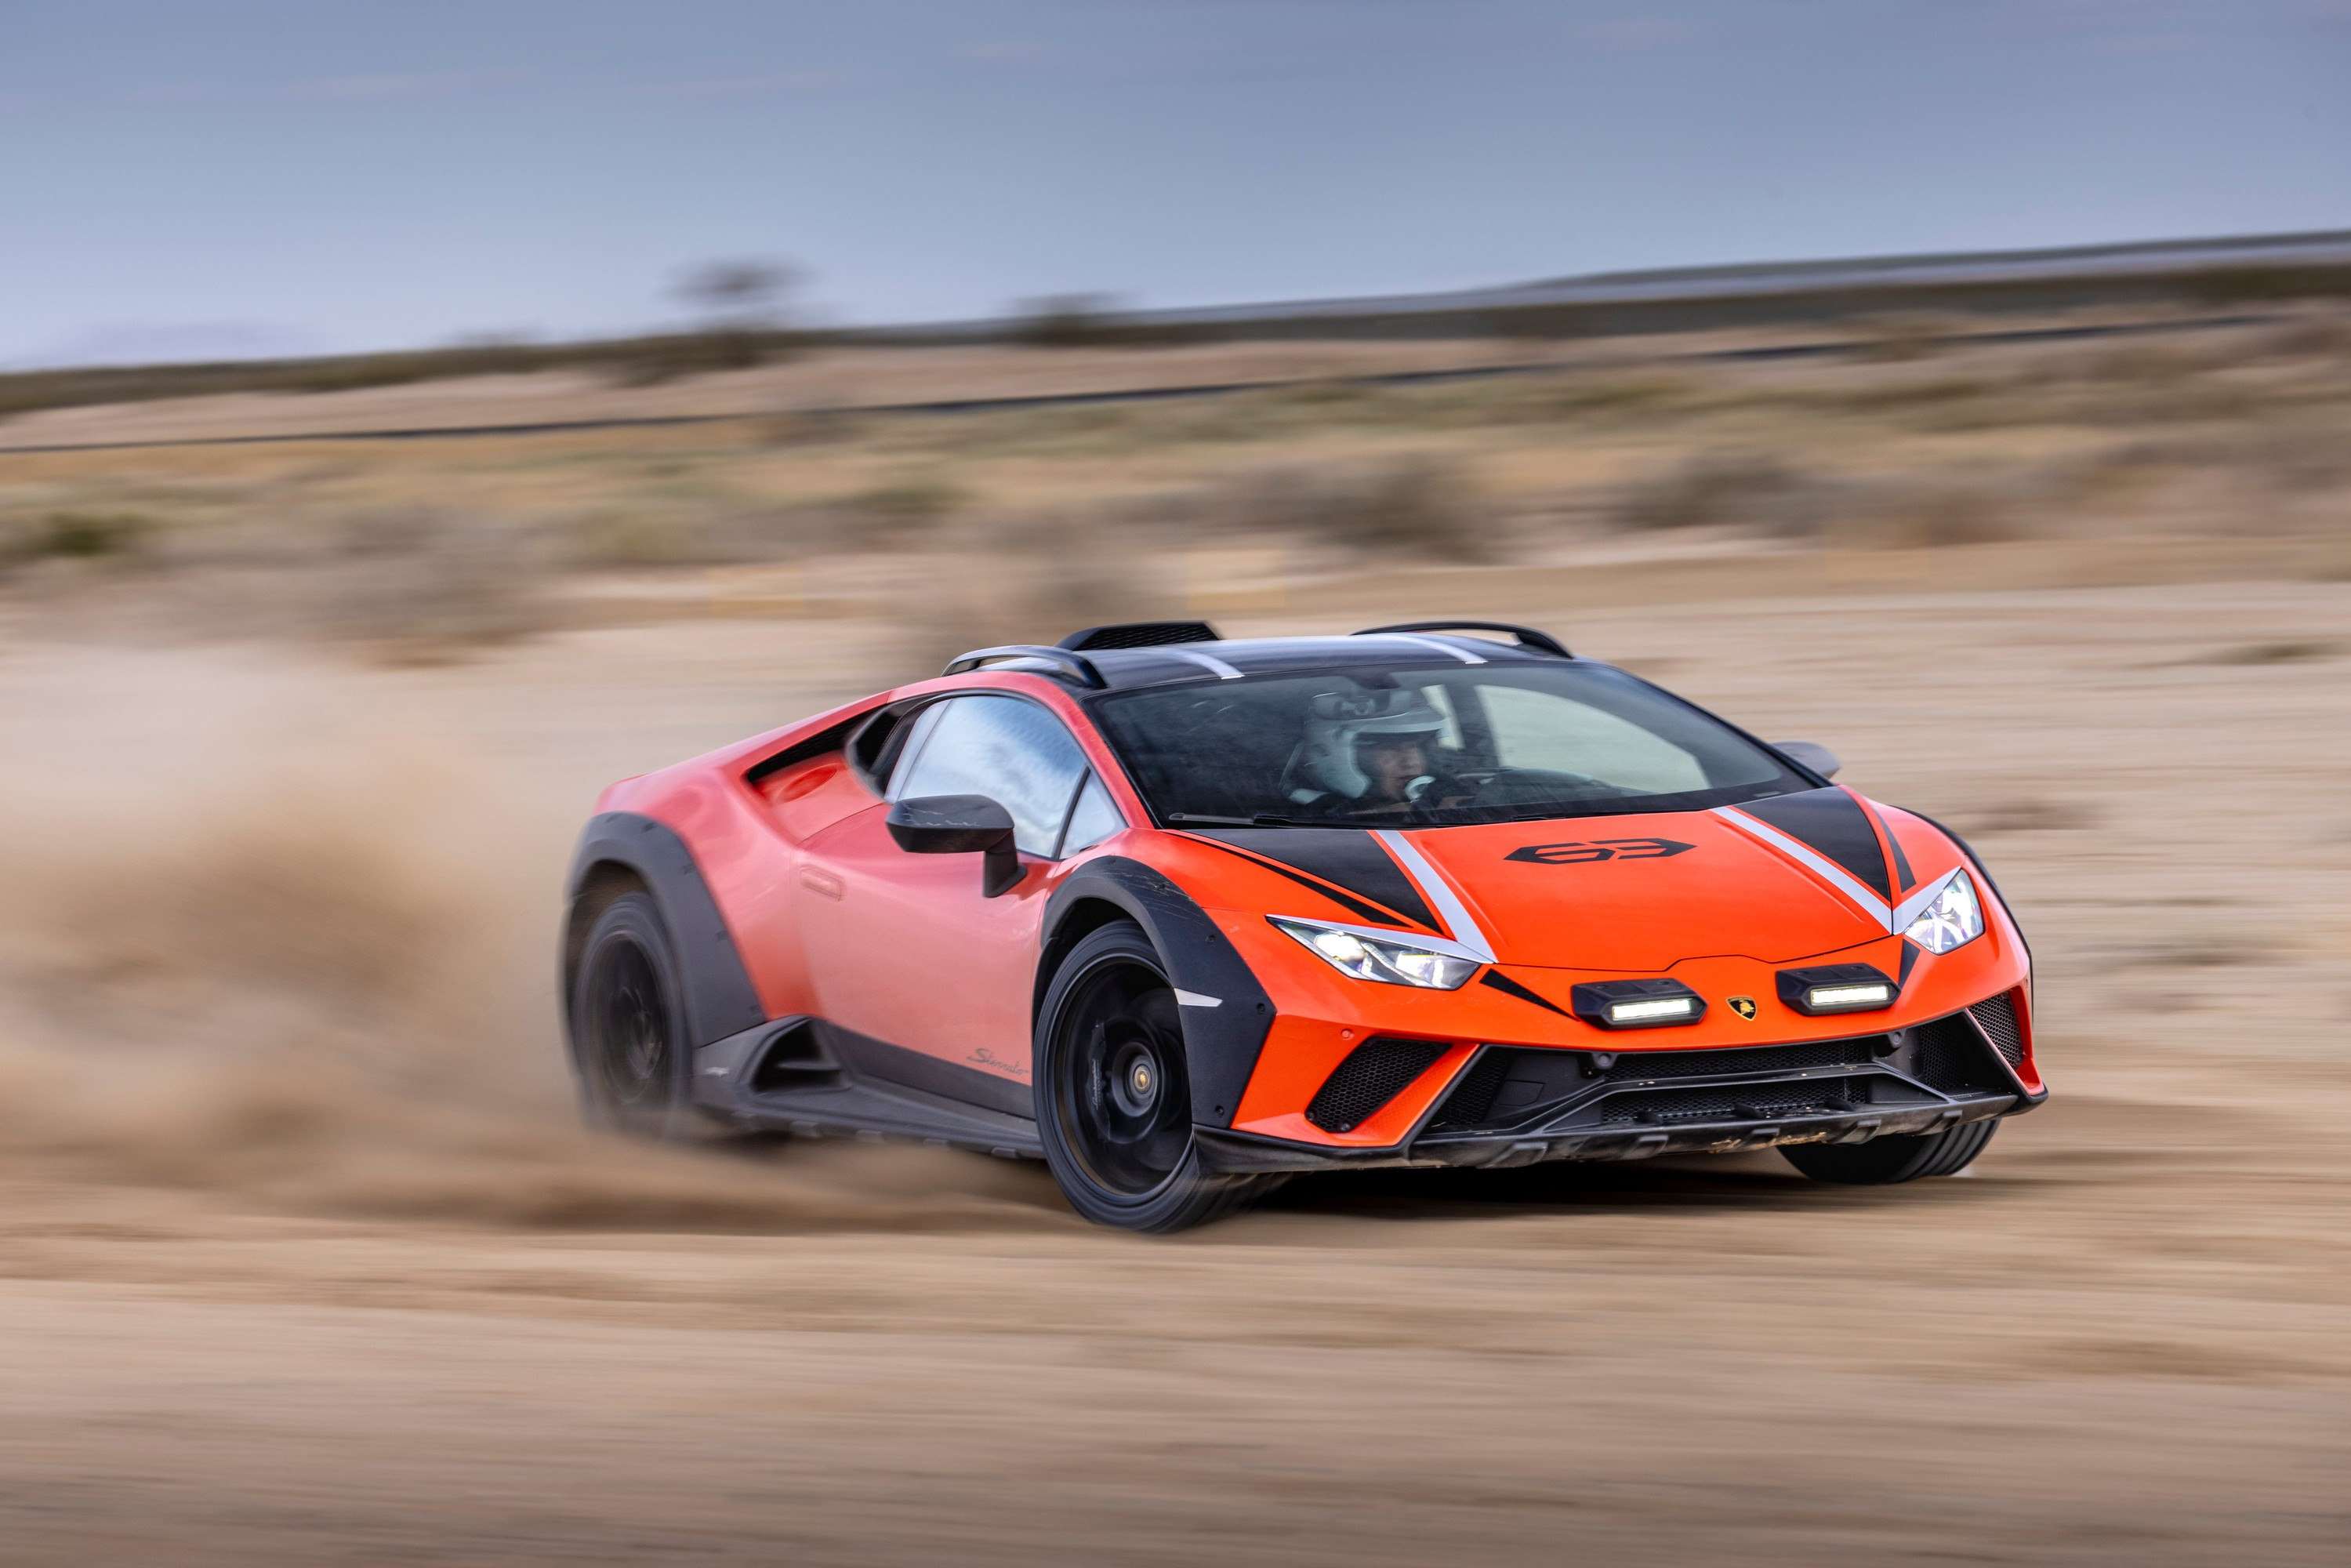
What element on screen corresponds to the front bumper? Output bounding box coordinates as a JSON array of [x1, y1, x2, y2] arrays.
[[1198, 1000, 2039, 1174]]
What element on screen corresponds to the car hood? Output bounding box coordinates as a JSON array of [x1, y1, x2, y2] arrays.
[[1384, 807, 1896, 972]]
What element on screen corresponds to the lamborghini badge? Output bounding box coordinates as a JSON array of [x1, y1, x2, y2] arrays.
[[1729, 996, 1759, 1021]]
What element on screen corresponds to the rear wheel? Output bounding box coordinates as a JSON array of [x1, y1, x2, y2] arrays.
[[1780, 1117, 1998, 1184], [1035, 920, 1281, 1232], [571, 891, 696, 1139]]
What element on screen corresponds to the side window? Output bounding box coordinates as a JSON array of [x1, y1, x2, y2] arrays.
[[1058, 771, 1127, 855], [889, 695, 1090, 857]]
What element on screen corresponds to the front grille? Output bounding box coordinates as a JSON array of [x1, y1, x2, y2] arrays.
[[1423, 1035, 1890, 1138], [1602, 1038, 1881, 1082], [1968, 992, 2026, 1069], [1305, 1037, 1450, 1133], [1599, 1076, 1874, 1125]]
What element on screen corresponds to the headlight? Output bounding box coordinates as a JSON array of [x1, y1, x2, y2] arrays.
[[1269, 916, 1479, 990], [1903, 870, 1984, 954]]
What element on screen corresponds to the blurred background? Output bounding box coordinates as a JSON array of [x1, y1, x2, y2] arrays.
[[2, 4, 2347, 1564]]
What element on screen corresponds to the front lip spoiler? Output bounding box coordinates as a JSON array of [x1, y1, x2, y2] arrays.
[[1196, 1092, 2020, 1174]]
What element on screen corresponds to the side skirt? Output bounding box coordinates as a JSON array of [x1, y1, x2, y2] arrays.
[[693, 1016, 1045, 1160]]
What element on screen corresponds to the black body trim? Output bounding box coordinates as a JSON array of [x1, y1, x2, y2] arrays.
[[742, 712, 865, 787], [1042, 856, 1278, 1127], [818, 1020, 1035, 1119], [1479, 969, 1571, 1016], [1740, 787, 1893, 901], [1861, 797, 1917, 892], [565, 812, 767, 1053], [1181, 835, 1410, 927], [1185, 827, 1440, 931], [692, 1016, 1045, 1157]]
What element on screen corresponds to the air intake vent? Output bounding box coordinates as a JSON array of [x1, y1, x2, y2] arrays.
[[1968, 992, 2026, 1069], [1058, 621, 1221, 651], [748, 1020, 843, 1094], [1304, 1037, 1449, 1134], [1907, 1013, 2003, 1094]]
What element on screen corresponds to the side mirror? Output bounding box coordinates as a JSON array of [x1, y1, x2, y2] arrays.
[[1775, 741, 1841, 780], [886, 794, 1024, 897]]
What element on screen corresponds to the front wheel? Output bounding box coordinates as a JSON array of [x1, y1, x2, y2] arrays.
[[1034, 920, 1281, 1232], [1780, 1117, 1998, 1184]]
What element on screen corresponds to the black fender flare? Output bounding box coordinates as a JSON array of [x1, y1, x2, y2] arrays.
[[563, 812, 767, 1062], [1039, 857, 1275, 1129]]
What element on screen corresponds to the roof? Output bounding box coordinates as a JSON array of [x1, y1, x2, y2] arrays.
[[952, 631, 1583, 693]]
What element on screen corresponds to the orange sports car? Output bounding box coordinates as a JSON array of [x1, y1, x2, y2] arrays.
[[563, 620, 2041, 1231]]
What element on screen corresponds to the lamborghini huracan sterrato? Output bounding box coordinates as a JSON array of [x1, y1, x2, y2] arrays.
[[563, 620, 2042, 1231]]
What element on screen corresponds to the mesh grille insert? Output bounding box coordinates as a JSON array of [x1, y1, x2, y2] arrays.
[[1426, 1048, 1514, 1132], [1305, 1037, 1451, 1133], [1603, 1038, 1881, 1081], [1968, 992, 2026, 1068], [1600, 1076, 1871, 1126], [1908, 1013, 2003, 1093]]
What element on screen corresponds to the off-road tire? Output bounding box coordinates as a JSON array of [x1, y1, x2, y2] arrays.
[[1780, 1116, 1998, 1184], [1035, 920, 1283, 1232], [571, 891, 698, 1140]]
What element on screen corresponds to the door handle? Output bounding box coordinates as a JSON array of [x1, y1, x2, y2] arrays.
[[797, 866, 844, 900]]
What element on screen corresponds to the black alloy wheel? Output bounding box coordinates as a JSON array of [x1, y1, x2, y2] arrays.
[[1780, 1116, 1999, 1184], [1034, 920, 1281, 1232], [571, 891, 696, 1139]]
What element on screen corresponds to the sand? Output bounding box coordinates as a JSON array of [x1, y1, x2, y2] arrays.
[[0, 570, 2346, 1563]]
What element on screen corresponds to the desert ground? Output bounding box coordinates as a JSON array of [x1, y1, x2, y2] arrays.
[[1, 318, 2347, 1563]]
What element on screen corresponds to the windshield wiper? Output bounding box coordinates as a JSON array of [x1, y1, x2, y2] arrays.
[[1163, 811, 1326, 828]]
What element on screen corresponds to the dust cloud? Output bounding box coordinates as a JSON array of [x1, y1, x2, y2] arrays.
[[0, 648, 1063, 1235]]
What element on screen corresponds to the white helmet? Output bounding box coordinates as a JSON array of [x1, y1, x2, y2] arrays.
[[1293, 689, 1446, 800]]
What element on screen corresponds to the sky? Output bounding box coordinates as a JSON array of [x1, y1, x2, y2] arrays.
[[2, 0, 2348, 366]]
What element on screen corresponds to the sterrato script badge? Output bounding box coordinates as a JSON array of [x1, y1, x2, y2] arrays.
[[1729, 996, 1759, 1021]]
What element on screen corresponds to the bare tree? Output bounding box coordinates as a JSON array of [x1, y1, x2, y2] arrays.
[[673, 259, 804, 330]]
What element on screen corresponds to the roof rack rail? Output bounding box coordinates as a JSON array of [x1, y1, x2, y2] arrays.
[[1058, 620, 1221, 652], [941, 644, 1107, 688], [1353, 621, 1572, 658]]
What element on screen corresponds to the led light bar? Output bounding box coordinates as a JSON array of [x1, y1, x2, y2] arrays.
[[1776, 963, 1899, 1016], [1569, 978, 1708, 1030], [1609, 996, 1697, 1025]]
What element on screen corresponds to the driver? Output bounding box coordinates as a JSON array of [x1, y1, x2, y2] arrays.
[[1286, 689, 1449, 818]]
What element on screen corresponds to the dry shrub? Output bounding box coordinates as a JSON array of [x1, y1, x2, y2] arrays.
[[0, 510, 154, 574], [2071, 342, 2211, 387], [317, 509, 550, 663], [1201, 456, 1492, 561], [1616, 451, 1830, 537], [883, 512, 1174, 684], [2199, 640, 2341, 666], [1518, 375, 1694, 420], [841, 476, 967, 546], [1944, 797, 2100, 833], [1852, 313, 1960, 363], [1828, 483, 2016, 549], [2253, 314, 2351, 360]]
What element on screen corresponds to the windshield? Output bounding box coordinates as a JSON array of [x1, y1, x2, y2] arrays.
[[1090, 663, 1809, 827]]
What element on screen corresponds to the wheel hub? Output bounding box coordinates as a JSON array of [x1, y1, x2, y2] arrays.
[[1108, 1037, 1161, 1116]]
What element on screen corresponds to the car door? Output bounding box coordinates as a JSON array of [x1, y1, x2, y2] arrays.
[[793, 691, 1120, 1105]]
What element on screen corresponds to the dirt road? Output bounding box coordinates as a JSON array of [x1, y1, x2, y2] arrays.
[[2, 577, 2347, 1564]]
